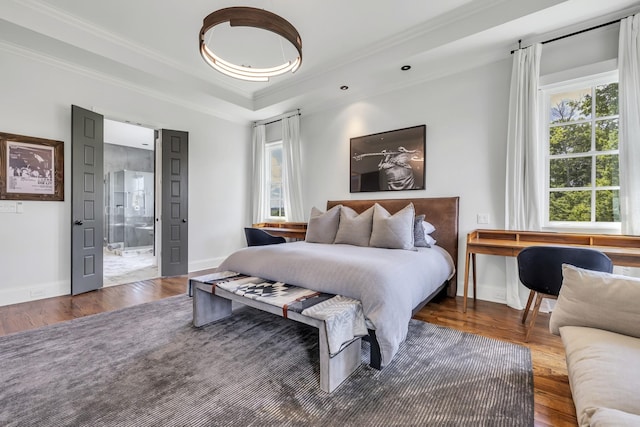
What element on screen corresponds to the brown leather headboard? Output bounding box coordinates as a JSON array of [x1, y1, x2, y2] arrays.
[[327, 197, 460, 297]]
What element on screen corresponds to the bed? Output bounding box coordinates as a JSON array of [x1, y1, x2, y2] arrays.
[[218, 197, 460, 368]]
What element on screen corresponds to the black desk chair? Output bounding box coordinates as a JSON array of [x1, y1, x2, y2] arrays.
[[517, 246, 613, 342], [244, 227, 286, 246]]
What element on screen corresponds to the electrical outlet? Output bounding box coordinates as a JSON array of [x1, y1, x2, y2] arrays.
[[477, 213, 490, 224]]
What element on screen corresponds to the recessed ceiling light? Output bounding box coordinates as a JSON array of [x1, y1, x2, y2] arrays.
[[340, 85, 349, 90], [401, 65, 411, 71]]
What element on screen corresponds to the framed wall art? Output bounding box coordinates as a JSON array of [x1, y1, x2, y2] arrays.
[[0, 132, 64, 201], [350, 125, 425, 193]]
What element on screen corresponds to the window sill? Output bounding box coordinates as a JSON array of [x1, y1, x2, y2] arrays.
[[542, 222, 621, 235]]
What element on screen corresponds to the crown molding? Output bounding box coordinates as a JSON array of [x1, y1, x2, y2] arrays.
[[255, 0, 564, 103], [0, 40, 251, 125], [12, 0, 256, 100], [517, 4, 640, 50], [298, 46, 509, 118]]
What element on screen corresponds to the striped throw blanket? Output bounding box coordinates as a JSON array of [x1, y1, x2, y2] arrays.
[[196, 271, 367, 355]]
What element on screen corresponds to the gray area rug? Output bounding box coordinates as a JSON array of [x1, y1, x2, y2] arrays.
[[0, 295, 533, 426]]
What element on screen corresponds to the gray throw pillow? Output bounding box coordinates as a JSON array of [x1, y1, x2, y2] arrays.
[[334, 206, 374, 247], [413, 214, 429, 247], [549, 264, 640, 338], [305, 205, 342, 244], [369, 203, 415, 250]]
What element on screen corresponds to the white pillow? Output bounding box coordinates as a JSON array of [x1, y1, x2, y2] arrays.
[[549, 264, 640, 338], [369, 203, 415, 250], [422, 221, 437, 246], [424, 234, 436, 246], [334, 206, 374, 247], [422, 221, 436, 234], [305, 205, 341, 244]]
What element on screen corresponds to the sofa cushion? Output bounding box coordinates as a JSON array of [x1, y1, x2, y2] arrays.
[[559, 326, 640, 427], [589, 407, 640, 427], [549, 264, 640, 338]]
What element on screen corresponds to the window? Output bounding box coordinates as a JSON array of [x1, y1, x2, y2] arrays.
[[543, 76, 619, 226], [265, 141, 285, 219]]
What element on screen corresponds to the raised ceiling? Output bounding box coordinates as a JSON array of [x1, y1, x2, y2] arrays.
[[1, 0, 638, 124]]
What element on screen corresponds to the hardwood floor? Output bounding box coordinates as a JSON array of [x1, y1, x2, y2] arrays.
[[0, 273, 576, 426]]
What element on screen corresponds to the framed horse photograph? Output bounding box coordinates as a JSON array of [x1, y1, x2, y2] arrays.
[[349, 125, 425, 193]]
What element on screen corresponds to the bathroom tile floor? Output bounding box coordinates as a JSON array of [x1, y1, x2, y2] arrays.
[[103, 248, 158, 286]]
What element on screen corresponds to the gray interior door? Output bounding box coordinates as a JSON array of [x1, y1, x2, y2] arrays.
[[160, 129, 188, 276], [71, 105, 104, 295]]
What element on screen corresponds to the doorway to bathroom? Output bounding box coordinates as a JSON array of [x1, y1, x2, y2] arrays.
[[103, 119, 157, 286]]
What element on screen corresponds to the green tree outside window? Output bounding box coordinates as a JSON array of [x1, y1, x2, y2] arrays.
[[547, 82, 619, 223]]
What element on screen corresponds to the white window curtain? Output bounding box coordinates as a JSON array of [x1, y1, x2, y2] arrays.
[[619, 13, 640, 236], [281, 114, 305, 222], [251, 124, 268, 223], [504, 43, 543, 310]]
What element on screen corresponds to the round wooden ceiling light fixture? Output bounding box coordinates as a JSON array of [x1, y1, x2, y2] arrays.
[[199, 7, 302, 82]]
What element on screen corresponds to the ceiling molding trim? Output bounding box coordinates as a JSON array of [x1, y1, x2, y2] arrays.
[[0, 40, 250, 125], [255, 0, 565, 102], [14, 0, 254, 99], [517, 5, 640, 49], [299, 48, 509, 118]]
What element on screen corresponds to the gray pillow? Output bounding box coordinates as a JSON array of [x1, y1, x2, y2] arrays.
[[334, 206, 374, 247], [413, 214, 429, 247], [369, 203, 415, 250], [549, 264, 640, 338], [305, 205, 341, 244]]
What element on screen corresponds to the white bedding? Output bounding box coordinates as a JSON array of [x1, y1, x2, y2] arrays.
[[218, 241, 455, 367]]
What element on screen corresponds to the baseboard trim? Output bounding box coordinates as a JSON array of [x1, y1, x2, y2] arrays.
[[0, 280, 69, 307], [456, 283, 507, 305], [189, 257, 225, 274]]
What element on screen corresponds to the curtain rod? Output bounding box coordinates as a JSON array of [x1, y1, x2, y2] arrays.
[[510, 18, 620, 54], [253, 109, 301, 127]]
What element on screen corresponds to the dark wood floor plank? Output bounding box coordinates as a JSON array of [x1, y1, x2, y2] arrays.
[[0, 273, 576, 425]]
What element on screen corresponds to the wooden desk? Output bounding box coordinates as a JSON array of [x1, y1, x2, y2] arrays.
[[252, 222, 307, 240], [463, 229, 640, 312]]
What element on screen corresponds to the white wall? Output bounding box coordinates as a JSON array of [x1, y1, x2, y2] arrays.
[[0, 48, 251, 306], [540, 23, 619, 77], [301, 59, 513, 303]]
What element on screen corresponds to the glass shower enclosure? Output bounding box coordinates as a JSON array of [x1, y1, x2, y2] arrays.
[[105, 170, 155, 254]]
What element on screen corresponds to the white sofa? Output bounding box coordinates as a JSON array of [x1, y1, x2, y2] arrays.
[[550, 264, 640, 427]]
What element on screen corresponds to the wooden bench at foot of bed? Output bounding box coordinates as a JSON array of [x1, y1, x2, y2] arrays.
[[191, 277, 365, 393]]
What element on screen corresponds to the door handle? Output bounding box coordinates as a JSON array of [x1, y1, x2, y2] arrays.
[[74, 220, 84, 225], [182, 219, 187, 223]]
